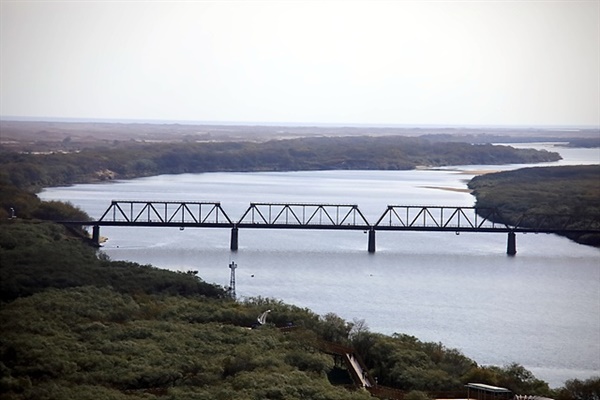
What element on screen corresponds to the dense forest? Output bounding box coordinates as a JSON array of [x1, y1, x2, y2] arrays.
[[1, 126, 599, 399], [0, 135, 560, 191], [468, 165, 600, 246]]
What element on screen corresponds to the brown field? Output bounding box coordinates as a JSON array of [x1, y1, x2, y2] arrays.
[[1, 119, 597, 152]]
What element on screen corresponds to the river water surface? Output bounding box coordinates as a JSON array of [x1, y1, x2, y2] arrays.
[[40, 144, 600, 388]]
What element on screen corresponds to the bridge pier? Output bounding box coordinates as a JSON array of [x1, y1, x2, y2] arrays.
[[368, 228, 376, 253], [507, 231, 516, 256], [92, 225, 100, 246], [230, 225, 239, 251]]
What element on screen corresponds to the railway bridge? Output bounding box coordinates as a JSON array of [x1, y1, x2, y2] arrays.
[[64, 200, 600, 255]]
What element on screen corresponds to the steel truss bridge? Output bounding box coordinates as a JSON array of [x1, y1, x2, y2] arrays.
[[69, 200, 600, 255]]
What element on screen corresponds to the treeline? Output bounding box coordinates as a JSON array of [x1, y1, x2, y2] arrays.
[[468, 165, 600, 246], [0, 135, 560, 191], [564, 138, 600, 148], [0, 181, 90, 221]]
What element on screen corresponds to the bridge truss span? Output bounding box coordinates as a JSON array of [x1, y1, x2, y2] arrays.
[[374, 206, 508, 231], [74, 200, 600, 255], [237, 202, 371, 229], [97, 200, 233, 226]]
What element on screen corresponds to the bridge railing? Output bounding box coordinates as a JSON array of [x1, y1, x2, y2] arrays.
[[97, 200, 233, 225], [237, 203, 371, 228]]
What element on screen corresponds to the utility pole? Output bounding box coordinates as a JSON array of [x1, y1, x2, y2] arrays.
[[228, 261, 237, 300]]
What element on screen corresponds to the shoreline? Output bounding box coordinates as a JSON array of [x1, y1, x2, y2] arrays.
[[420, 185, 472, 193]]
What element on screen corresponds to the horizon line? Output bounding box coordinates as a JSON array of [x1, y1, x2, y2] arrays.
[[1, 115, 598, 130]]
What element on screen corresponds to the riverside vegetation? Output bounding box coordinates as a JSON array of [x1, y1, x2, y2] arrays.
[[0, 135, 561, 191], [468, 165, 600, 246], [1, 130, 599, 399]]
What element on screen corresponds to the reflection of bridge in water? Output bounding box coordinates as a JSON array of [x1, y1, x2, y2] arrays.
[[69, 200, 600, 255]]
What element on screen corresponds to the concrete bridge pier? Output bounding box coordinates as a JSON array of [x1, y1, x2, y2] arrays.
[[507, 231, 516, 256], [368, 228, 376, 253], [230, 225, 239, 251], [92, 225, 100, 246]]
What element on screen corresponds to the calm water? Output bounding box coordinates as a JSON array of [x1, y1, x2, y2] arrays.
[[40, 144, 600, 388]]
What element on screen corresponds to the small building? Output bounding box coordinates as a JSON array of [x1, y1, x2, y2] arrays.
[[466, 383, 512, 400]]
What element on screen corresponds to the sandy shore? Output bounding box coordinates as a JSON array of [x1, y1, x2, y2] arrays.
[[420, 186, 472, 193], [454, 169, 501, 175], [415, 166, 501, 176]]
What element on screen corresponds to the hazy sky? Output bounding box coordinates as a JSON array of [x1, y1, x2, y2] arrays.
[[1, 1, 599, 127]]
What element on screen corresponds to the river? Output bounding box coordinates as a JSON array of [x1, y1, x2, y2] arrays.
[[40, 143, 600, 388]]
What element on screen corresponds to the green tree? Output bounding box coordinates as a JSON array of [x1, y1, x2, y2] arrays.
[[556, 377, 600, 400]]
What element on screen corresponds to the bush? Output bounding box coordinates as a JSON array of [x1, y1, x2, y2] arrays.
[[405, 390, 432, 400], [0, 221, 227, 302], [32, 200, 90, 221]]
